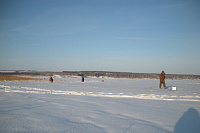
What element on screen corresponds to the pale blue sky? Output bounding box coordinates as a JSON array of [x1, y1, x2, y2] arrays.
[[0, 0, 200, 74]]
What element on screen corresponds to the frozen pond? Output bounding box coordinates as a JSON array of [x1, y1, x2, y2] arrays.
[[1, 78, 200, 133]]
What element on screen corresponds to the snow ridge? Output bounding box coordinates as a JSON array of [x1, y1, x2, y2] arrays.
[[1, 85, 199, 102]]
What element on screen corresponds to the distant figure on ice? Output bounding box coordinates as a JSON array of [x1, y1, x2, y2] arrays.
[[49, 77, 53, 83], [159, 71, 166, 89], [81, 77, 84, 82]]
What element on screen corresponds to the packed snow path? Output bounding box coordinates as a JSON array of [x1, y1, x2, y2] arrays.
[[1, 78, 200, 133]]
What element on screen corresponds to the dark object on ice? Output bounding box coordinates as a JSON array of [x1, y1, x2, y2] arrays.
[[159, 71, 166, 89], [81, 77, 84, 82], [174, 108, 200, 133], [49, 77, 53, 83]]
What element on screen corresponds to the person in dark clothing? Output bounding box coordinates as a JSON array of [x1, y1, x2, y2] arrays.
[[81, 77, 84, 82], [49, 77, 53, 83], [159, 71, 166, 89]]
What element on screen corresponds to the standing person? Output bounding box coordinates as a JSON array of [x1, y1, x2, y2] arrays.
[[49, 76, 53, 83], [159, 71, 166, 89], [81, 77, 84, 82]]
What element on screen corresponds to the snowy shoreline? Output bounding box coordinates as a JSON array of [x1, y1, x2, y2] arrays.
[[1, 70, 200, 80]]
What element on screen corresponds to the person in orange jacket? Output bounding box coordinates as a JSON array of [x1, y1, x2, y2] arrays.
[[160, 71, 166, 89]]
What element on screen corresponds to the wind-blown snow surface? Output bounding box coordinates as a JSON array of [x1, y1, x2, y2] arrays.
[[0, 78, 200, 133]]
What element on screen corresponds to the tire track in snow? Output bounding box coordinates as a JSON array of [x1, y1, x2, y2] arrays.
[[1, 85, 200, 102]]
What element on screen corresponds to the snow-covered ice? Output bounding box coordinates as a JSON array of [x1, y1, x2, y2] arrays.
[[0, 78, 200, 133]]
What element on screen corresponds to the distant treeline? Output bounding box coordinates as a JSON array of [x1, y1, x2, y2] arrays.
[[63, 71, 200, 80], [0, 71, 200, 80]]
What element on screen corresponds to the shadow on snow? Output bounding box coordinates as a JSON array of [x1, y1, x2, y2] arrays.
[[174, 108, 200, 133]]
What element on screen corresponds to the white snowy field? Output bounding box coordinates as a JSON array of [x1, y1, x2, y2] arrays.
[[0, 78, 200, 133]]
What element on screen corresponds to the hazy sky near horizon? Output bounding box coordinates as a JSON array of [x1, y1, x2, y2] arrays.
[[0, 0, 200, 74]]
